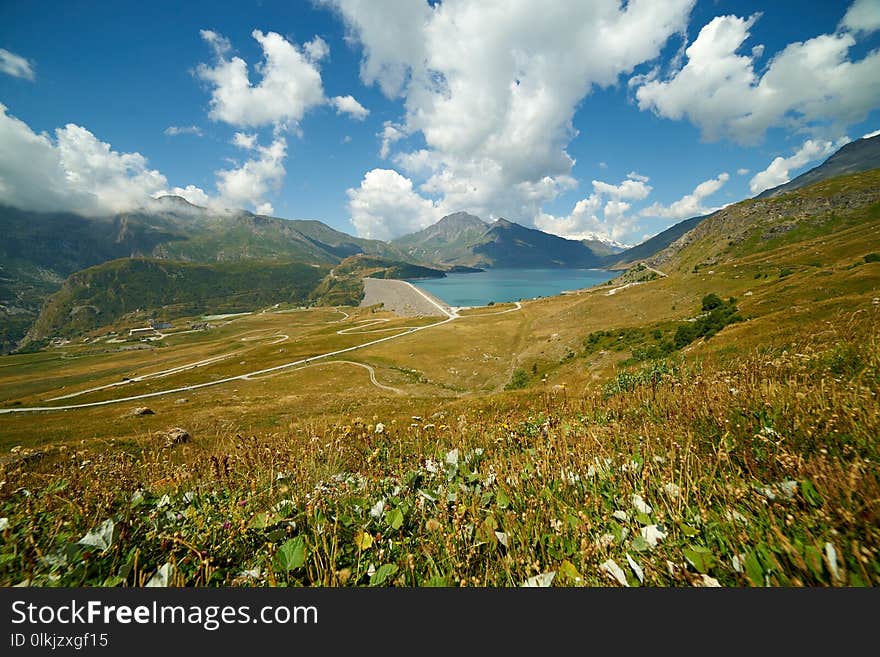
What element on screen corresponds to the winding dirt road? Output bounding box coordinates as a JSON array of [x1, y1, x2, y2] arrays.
[[1, 282, 517, 414]]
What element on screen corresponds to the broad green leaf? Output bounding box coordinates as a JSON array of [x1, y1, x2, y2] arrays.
[[635, 512, 652, 526], [679, 524, 699, 537], [800, 479, 823, 508], [683, 546, 715, 574], [745, 551, 763, 586], [145, 562, 174, 587], [757, 544, 779, 572], [631, 536, 650, 552], [275, 536, 307, 571], [370, 563, 398, 586], [385, 508, 404, 531], [78, 519, 116, 552], [496, 489, 510, 509]]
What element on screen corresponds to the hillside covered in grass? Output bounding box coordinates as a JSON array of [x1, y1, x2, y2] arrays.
[[310, 255, 448, 307], [0, 169, 878, 587], [25, 258, 329, 345]]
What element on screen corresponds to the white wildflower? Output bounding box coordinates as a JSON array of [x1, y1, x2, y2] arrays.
[[777, 480, 798, 499], [626, 554, 644, 584], [663, 483, 681, 498], [696, 574, 721, 587], [825, 542, 840, 582], [632, 494, 652, 514], [640, 525, 667, 548], [599, 559, 629, 587], [521, 571, 556, 587]]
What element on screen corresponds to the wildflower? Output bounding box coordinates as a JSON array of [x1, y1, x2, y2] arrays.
[[223, 521, 232, 530], [521, 572, 556, 587], [632, 494, 652, 515], [374, 423, 385, 434], [825, 543, 840, 582], [640, 525, 667, 548], [599, 559, 628, 587], [663, 483, 681, 498], [626, 554, 644, 584], [369, 499, 385, 519]]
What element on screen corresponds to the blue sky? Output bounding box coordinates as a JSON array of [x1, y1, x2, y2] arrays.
[[1, 0, 878, 246]]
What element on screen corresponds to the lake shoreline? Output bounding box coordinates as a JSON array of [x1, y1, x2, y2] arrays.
[[404, 267, 617, 307]]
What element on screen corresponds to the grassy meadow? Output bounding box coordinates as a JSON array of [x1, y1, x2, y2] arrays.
[[0, 175, 878, 587]]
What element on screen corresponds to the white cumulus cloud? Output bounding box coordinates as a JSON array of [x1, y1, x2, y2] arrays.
[[215, 134, 287, 214], [534, 173, 654, 242], [304, 36, 330, 62], [323, 0, 695, 232], [748, 138, 847, 194], [196, 29, 327, 129], [634, 11, 880, 144], [0, 48, 35, 80], [346, 168, 442, 240], [840, 0, 880, 33], [641, 172, 730, 219], [0, 104, 186, 214], [165, 184, 211, 207], [379, 121, 406, 159], [331, 95, 369, 120], [0, 104, 288, 215]]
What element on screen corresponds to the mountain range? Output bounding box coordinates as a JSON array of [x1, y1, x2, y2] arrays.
[[391, 212, 621, 269], [1, 134, 878, 352]]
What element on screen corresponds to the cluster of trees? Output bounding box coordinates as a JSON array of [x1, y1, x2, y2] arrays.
[[673, 294, 743, 349]]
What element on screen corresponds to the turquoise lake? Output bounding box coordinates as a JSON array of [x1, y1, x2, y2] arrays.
[[408, 268, 617, 307]]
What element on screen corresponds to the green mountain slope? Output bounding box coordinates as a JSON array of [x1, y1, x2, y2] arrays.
[[0, 198, 414, 351], [647, 168, 880, 274], [609, 136, 880, 269], [391, 212, 489, 265], [607, 213, 711, 268], [474, 218, 604, 268], [757, 134, 880, 199], [393, 213, 607, 269], [26, 258, 329, 345]]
